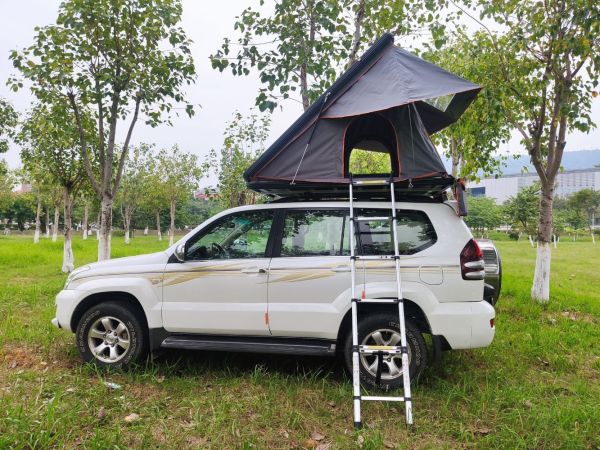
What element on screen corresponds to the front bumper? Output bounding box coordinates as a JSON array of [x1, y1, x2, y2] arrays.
[[427, 300, 495, 350], [53, 289, 83, 332]]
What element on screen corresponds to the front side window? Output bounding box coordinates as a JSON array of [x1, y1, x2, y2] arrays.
[[355, 208, 437, 255], [186, 210, 274, 260], [280, 210, 350, 257]]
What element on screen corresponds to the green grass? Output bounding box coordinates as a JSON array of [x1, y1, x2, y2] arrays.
[[0, 234, 599, 449]]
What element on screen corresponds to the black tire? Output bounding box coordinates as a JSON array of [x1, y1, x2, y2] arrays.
[[343, 313, 427, 391], [75, 301, 148, 369]]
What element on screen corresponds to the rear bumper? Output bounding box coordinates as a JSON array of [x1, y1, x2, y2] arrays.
[[428, 300, 495, 349]]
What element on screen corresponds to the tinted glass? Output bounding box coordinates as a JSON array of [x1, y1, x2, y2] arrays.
[[355, 208, 436, 255], [281, 210, 350, 257], [186, 210, 274, 260]]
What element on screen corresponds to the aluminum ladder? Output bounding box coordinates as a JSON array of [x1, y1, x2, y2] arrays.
[[348, 176, 413, 428]]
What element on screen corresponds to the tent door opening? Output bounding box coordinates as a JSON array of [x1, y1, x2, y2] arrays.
[[343, 113, 399, 179]]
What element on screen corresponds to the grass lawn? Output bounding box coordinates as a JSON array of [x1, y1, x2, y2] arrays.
[[0, 233, 598, 449]]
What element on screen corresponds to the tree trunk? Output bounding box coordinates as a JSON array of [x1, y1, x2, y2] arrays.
[[347, 0, 366, 67], [169, 199, 176, 246], [52, 206, 60, 242], [124, 213, 131, 245], [156, 210, 162, 241], [45, 207, 50, 238], [144, 226, 148, 236], [531, 181, 554, 302], [62, 188, 75, 273], [450, 137, 462, 178], [98, 194, 113, 261], [82, 203, 89, 240], [33, 199, 41, 244]]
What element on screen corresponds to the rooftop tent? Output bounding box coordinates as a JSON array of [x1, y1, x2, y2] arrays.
[[244, 33, 481, 196]]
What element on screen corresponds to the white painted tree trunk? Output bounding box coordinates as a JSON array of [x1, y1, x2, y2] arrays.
[[591, 230, 596, 244], [531, 182, 554, 303], [45, 208, 50, 238], [33, 199, 41, 244], [144, 226, 148, 236], [528, 235, 534, 247], [97, 194, 112, 261], [553, 234, 557, 248], [62, 188, 75, 273], [82, 203, 89, 240], [169, 199, 176, 246], [156, 210, 162, 241], [52, 207, 60, 242], [531, 241, 551, 303]]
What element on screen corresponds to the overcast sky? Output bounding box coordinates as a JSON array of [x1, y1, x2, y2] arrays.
[[1, 1, 598, 187]]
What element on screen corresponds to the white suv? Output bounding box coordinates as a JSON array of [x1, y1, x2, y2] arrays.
[[53, 200, 495, 389]]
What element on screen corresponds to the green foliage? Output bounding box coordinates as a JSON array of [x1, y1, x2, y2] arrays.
[[503, 184, 540, 235], [9, 0, 197, 201], [567, 188, 600, 232], [0, 98, 18, 154], [348, 149, 391, 175], [425, 31, 512, 180], [464, 196, 503, 233], [157, 145, 202, 208], [210, 0, 454, 111], [115, 144, 154, 231], [18, 101, 92, 192], [2, 193, 36, 231], [206, 111, 271, 208], [0, 164, 15, 214]]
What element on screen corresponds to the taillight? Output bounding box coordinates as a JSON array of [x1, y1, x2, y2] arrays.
[[460, 239, 485, 280]]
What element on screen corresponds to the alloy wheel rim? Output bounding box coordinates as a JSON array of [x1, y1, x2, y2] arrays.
[[87, 316, 130, 363], [360, 328, 411, 380]]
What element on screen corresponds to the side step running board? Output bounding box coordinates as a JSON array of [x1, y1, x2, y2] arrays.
[[161, 334, 336, 357]]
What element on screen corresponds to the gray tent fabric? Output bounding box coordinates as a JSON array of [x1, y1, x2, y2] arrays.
[[245, 33, 480, 189]]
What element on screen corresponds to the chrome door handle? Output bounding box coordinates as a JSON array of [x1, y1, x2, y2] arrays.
[[241, 267, 267, 274], [331, 265, 350, 273]]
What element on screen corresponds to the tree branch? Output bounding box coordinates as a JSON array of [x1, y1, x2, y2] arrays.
[[67, 91, 101, 195], [112, 95, 141, 197]]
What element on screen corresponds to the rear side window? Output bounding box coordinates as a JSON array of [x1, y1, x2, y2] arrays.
[[355, 208, 437, 255], [280, 210, 350, 257]]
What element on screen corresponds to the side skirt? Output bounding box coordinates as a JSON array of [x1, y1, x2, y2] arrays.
[[159, 333, 337, 357]]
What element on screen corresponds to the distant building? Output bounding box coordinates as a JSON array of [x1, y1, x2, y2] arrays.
[[467, 168, 600, 203], [16, 183, 32, 193], [195, 188, 219, 201]]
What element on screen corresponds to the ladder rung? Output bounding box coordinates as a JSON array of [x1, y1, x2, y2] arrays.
[[351, 179, 390, 186], [354, 255, 396, 260], [353, 216, 390, 221], [359, 345, 403, 354], [362, 396, 406, 402], [357, 298, 399, 304]]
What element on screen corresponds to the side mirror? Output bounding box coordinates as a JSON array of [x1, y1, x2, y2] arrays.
[[174, 243, 186, 262]]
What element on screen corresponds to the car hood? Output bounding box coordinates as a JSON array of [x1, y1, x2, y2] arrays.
[[69, 251, 170, 281]]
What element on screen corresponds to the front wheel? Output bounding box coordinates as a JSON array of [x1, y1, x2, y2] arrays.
[[343, 313, 427, 391], [75, 301, 148, 369]]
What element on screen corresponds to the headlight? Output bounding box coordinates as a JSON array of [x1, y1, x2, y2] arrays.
[[64, 265, 91, 289]]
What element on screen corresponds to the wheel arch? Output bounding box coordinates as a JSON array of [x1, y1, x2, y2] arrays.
[[336, 298, 431, 349], [70, 291, 149, 335]]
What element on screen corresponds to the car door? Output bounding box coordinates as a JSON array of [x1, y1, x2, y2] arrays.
[[267, 208, 353, 339], [162, 209, 274, 335]]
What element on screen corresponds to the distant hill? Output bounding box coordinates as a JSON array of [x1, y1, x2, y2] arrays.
[[442, 149, 600, 176]]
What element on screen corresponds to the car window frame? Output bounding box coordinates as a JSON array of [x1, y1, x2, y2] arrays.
[[180, 208, 280, 262], [271, 206, 437, 258]]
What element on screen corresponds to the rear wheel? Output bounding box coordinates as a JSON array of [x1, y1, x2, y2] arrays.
[[75, 301, 148, 369], [343, 313, 427, 391]]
